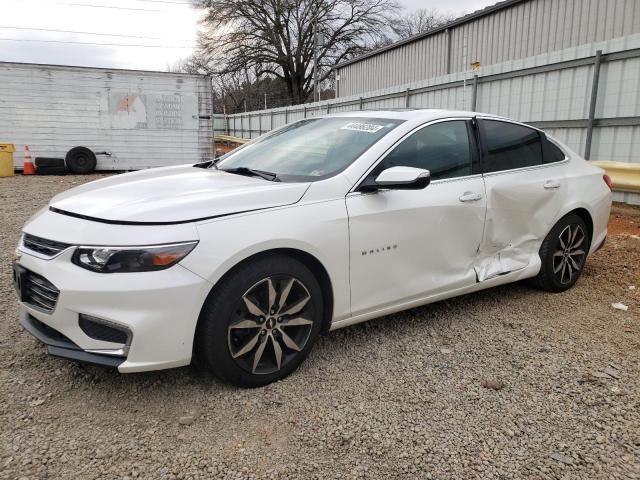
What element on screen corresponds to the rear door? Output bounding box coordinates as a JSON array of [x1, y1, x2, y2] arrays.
[[346, 119, 486, 316], [476, 118, 569, 280]]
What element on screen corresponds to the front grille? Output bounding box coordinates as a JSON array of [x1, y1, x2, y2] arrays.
[[24, 271, 60, 313], [79, 316, 129, 344], [23, 233, 70, 257]]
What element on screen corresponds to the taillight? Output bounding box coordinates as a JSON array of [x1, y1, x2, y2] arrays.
[[603, 174, 613, 191]]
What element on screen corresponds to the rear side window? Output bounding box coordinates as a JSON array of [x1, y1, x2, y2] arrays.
[[543, 139, 566, 163], [480, 120, 543, 173]]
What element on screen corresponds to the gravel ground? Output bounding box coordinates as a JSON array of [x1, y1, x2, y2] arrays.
[[1, 174, 639, 480]]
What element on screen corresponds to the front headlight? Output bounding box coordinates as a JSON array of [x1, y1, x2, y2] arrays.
[[71, 241, 198, 273]]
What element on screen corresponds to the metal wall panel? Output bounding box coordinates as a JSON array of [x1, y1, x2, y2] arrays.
[[613, 190, 640, 205], [476, 64, 593, 121], [337, 0, 640, 97], [598, 56, 640, 118], [0, 62, 213, 169]]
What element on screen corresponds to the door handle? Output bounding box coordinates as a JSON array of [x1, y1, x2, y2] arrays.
[[544, 180, 561, 190], [459, 192, 483, 202]]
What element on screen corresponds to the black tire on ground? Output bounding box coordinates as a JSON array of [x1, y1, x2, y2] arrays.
[[35, 165, 68, 176], [530, 213, 590, 293], [194, 254, 323, 388], [35, 157, 65, 168], [65, 147, 96, 174]]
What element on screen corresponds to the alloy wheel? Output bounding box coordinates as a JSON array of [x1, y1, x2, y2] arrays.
[[227, 276, 314, 375], [553, 224, 586, 285]]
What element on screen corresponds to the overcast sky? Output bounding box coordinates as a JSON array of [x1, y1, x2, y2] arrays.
[[0, 0, 496, 71]]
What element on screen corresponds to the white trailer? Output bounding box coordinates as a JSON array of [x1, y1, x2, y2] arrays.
[[0, 62, 213, 171]]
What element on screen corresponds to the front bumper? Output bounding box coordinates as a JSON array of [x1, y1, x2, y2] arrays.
[[19, 310, 125, 368], [15, 247, 212, 372]]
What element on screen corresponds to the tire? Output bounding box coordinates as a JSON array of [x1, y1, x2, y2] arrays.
[[194, 254, 323, 387], [35, 157, 65, 168], [530, 213, 590, 292], [35, 165, 68, 176], [65, 147, 96, 174], [35, 157, 67, 176]]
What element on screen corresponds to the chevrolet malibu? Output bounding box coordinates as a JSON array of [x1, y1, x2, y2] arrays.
[[14, 110, 612, 387]]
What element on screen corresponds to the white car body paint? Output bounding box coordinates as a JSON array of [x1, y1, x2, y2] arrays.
[[346, 174, 486, 316], [15, 110, 612, 373]]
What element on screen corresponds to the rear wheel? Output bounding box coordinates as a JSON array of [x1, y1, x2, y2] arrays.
[[194, 255, 323, 387], [531, 213, 589, 292]]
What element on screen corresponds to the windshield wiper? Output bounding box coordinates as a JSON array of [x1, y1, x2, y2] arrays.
[[221, 167, 280, 182], [194, 160, 215, 169]]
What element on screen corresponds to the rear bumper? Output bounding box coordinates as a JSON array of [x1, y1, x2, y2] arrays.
[[19, 310, 125, 368]]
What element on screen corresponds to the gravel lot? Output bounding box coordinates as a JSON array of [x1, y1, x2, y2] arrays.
[[1, 174, 639, 480]]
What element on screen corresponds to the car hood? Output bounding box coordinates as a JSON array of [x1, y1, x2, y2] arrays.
[[49, 165, 310, 224]]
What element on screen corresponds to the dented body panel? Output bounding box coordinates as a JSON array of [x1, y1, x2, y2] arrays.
[[477, 161, 570, 281], [476, 144, 611, 283]]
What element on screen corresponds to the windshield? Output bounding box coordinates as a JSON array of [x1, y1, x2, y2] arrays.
[[216, 117, 404, 182]]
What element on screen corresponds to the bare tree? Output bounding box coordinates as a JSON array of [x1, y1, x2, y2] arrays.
[[391, 8, 455, 39], [215, 70, 294, 113], [191, 0, 398, 105]]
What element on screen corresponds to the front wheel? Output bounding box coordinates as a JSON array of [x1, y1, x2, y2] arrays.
[[194, 255, 323, 387], [531, 213, 590, 292]]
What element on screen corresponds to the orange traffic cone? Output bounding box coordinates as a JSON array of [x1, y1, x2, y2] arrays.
[[23, 145, 35, 175]]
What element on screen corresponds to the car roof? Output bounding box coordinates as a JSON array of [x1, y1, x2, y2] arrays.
[[327, 109, 506, 122]]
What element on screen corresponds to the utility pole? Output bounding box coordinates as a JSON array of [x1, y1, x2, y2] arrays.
[[313, 6, 319, 103], [264, 93, 267, 110], [222, 96, 229, 136], [462, 34, 468, 109]]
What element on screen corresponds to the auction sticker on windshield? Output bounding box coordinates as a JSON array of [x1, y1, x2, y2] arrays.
[[341, 122, 385, 133]]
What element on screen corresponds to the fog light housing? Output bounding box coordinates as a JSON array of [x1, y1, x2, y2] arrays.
[[79, 314, 132, 355]]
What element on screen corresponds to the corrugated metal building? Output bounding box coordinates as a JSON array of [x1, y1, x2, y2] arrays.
[[335, 0, 640, 97]]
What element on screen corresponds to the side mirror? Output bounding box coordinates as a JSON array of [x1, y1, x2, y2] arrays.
[[361, 166, 431, 191]]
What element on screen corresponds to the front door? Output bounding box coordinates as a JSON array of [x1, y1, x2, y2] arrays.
[[346, 119, 486, 317]]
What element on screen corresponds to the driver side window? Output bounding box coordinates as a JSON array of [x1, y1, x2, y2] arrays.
[[371, 120, 475, 181]]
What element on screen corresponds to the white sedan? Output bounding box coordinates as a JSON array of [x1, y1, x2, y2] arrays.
[[14, 110, 612, 387]]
